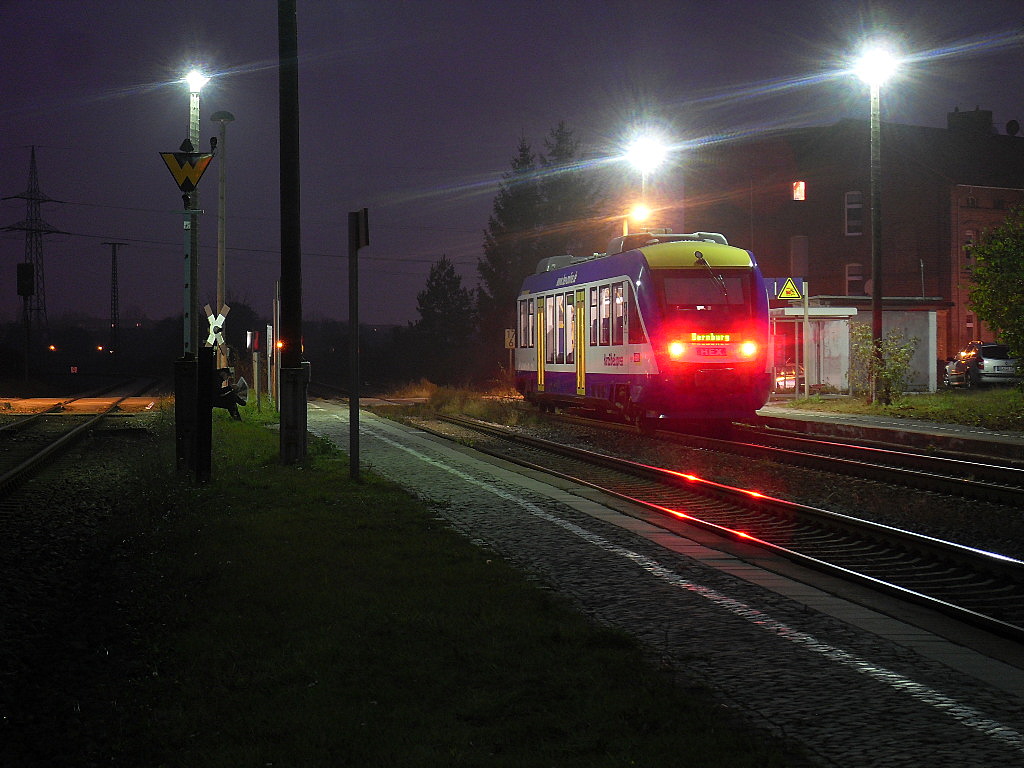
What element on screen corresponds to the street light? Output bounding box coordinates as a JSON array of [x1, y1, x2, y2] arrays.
[[211, 110, 235, 369], [854, 45, 899, 403], [182, 69, 209, 358], [623, 133, 670, 234], [623, 202, 652, 236], [185, 69, 209, 149], [624, 135, 669, 199]]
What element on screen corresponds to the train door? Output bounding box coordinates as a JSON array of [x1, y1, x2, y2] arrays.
[[535, 295, 546, 392], [575, 289, 586, 394]]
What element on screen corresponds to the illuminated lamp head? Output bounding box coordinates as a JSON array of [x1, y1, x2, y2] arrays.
[[185, 69, 210, 93], [668, 341, 685, 360], [739, 341, 758, 357]]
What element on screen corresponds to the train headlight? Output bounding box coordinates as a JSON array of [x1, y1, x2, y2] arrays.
[[668, 341, 685, 360], [739, 341, 758, 357]]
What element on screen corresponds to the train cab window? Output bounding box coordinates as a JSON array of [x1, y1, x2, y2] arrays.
[[659, 271, 747, 311], [564, 291, 575, 364], [589, 288, 598, 346], [612, 283, 625, 345], [627, 283, 647, 343], [599, 284, 611, 345]]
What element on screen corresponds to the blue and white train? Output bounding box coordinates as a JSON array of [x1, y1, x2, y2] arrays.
[[513, 231, 773, 426]]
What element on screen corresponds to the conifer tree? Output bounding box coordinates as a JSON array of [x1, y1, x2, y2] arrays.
[[414, 254, 475, 384], [476, 125, 606, 379], [477, 137, 543, 366], [538, 121, 604, 259]]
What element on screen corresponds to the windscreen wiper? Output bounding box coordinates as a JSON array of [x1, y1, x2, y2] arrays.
[[694, 251, 728, 297]]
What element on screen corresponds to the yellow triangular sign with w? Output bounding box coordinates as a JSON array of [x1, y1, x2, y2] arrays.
[[778, 277, 802, 299], [160, 152, 214, 193]]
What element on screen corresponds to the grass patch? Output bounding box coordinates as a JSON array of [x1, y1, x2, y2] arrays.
[[778, 386, 1024, 431], [105, 413, 807, 766]]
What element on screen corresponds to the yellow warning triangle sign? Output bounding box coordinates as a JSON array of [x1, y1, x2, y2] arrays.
[[777, 277, 802, 299]]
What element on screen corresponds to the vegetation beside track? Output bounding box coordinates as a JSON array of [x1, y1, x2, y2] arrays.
[[771, 386, 1024, 432], [4, 397, 810, 767]]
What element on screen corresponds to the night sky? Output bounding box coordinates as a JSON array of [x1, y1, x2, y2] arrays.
[[2, 1, 1022, 330]]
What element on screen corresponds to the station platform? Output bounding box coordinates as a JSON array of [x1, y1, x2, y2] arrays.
[[757, 402, 1024, 461]]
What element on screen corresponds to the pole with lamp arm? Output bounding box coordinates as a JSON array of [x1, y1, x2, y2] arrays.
[[177, 68, 212, 481], [623, 134, 669, 235], [854, 47, 899, 403]]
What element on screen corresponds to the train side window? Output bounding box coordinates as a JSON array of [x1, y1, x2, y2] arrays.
[[545, 296, 556, 364], [599, 284, 611, 346], [555, 293, 566, 365], [528, 298, 535, 347], [612, 282, 625, 345], [627, 283, 646, 343], [518, 299, 532, 348], [589, 287, 598, 346], [564, 291, 575, 364]]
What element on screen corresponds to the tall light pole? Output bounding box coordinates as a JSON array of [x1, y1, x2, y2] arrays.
[[212, 110, 235, 369], [176, 68, 212, 483], [623, 134, 669, 234], [184, 69, 209, 357], [854, 46, 899, 403]]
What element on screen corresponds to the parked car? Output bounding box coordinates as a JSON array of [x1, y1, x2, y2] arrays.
[[943, 341, 1020, 387]]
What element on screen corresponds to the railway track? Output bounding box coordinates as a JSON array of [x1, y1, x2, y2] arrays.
[[691, 420, 1023, 505], [551, 411, 1024, 506], [0, 387, 149, 500], [418, 414, 1024, 641]]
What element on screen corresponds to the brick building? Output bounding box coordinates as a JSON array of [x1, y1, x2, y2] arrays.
[[683, 108, 1024, 362]]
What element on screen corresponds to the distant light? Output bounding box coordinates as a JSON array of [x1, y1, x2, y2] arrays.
[[48, 344, 56, 351], [854, 46, 899, 87], [185, 69, 210, 93], [625, 136, 669, 174], [630, 203, 652, 223]]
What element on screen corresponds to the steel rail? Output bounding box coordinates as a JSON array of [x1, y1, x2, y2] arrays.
[[549, 410, 1024, 505], [0, 397, 129, 499], [431, 414, 1024, 641]]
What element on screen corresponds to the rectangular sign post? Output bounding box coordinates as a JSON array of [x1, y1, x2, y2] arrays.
[[348, 208, 369, 482]]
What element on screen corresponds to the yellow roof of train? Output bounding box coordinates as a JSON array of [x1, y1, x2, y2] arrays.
[[639, 240, 753, 269]]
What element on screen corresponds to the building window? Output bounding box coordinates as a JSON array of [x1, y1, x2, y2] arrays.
[[963, 230, 975, 262], [966, 195, 978, 208], [844, 191, 863, 236], [845, 263, 864, 296], [792, 180, 806, 201]]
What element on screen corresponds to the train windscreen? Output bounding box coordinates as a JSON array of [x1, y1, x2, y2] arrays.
[[656, 270, 751, 318]]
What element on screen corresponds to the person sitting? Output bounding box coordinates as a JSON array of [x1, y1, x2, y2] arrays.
[[214, 368, 244, 420]]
